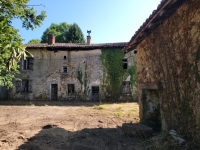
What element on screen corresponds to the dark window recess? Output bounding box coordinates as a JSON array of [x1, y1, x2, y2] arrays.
[[123, 59, 128, 69], [63, 66, 67, 73], [134, 50, 137, 54], [64, 56, 67, 60], [16, 80, 32, 92], [68, 84, 75, 95], [22, 58, 34, 70]]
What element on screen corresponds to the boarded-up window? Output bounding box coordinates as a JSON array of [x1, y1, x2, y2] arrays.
[[16, 80, 33, 92]]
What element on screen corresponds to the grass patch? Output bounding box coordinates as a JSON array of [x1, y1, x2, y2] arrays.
[[93, 105, 106, 110], [116, 106, 123, 111]]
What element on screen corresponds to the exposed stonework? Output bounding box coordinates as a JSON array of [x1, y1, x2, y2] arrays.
[[125, 0, 200, 131], [10, 49, 103, 101]]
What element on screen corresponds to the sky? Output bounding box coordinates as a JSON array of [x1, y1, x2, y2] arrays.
[[12, 0, 161, 44]]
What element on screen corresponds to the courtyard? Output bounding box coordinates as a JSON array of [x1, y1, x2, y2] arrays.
[[0, 101, 140, 150]]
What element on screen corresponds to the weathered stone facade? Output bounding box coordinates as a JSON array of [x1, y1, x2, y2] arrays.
[[10, 40, 128, 101], [124, 0, 200, 131], [10, 49, 102, 100]]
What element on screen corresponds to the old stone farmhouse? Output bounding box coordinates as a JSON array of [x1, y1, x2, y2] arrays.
[[9, 34, 128, 101], [124, 0, 200, 132]]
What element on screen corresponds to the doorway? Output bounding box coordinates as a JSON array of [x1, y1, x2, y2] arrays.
[[51, 84, 58, 100], [91, 86, 99, 101]]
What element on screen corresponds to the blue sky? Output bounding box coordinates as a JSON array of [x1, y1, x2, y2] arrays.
[[13, 0, 161, 44]]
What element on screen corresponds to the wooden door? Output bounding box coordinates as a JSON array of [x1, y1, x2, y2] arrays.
[[91, 86, 99, 101]]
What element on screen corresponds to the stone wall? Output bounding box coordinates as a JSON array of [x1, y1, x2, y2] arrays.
[[136, 0, 200, 131], [10, 49, 103, 101]]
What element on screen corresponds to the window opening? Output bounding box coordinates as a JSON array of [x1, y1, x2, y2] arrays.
[[22, 58, 34, 70], [63, 66, 67, 73], [123, 59, 128, 69], [16, 80, 32, 92], [64, 56, 67, 60]]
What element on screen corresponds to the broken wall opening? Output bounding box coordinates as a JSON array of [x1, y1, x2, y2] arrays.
[[141, 89, 161, 131]]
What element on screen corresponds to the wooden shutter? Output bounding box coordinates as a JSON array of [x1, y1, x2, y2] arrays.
[[29, 58, 34, 70], [20, 59, 23, 70], [28, 80, 32, 92], [16, 81, 21, 92]]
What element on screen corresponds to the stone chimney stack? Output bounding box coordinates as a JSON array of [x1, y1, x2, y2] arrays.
[[48, 34, 55, 45], [87, 30, 91, 45]]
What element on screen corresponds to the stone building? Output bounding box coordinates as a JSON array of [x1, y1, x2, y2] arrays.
[[124, 0, 200, 131], [10, 34, 127, 101]]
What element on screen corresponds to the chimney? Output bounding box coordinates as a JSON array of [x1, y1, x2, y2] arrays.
[[87, 30, 91, 45], [48, 34, 55, 45]]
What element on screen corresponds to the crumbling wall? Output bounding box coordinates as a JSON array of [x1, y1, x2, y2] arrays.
[[136, 0, 200, 132]]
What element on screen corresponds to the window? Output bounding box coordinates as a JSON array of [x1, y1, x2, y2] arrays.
[[123, 81, 130, 94], [123, 59, 128, 69], [64, 56, 67, 60], [63, 66, 67, 73], [16, 80, 32, 92], [21, 58, 34, 70], [68, 84, 75, 96]]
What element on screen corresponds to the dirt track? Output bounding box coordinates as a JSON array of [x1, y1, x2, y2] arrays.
[[0, 101, 139, 150]]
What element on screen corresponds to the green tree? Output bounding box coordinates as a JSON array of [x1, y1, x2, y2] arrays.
[[41, 22, 70, 43], [41, 22, 85, 43], [66, 23, 85, 43], [0, 0, 46, 87], [28, 39, 41, 44]]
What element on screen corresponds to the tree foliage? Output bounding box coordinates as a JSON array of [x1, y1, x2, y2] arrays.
[[41, 22, 85, 43], [66, 23, 85, 43], [0, 0, 46, 87], [28, 39, 41, 44]]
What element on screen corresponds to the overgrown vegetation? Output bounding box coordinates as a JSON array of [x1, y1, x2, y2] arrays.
[[100, 49, 126, 100], [138, 1, 200, 148], [0, 0, 46, 87], [76, 62, 89, 100]]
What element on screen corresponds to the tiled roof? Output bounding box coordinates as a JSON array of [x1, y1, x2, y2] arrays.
[[25, 42, 128, 50], [123, 0, 187, 53]]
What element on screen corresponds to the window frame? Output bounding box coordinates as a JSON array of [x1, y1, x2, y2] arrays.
[[16, 79, 33, 93], [21, 57, 34, 71], [123, 58, 128, 69], [62, 66, 68, 73]]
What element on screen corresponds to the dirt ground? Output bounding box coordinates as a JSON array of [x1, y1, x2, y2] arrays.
[[0, 101, 140, 150]]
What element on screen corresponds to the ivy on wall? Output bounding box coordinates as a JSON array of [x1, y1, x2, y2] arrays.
[[100, 48, 128, 100], [138, 1, 200, 140]]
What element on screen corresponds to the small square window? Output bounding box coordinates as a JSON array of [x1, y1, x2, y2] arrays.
[[63, 66, 67, 73], [64, 56, 67, 60]]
